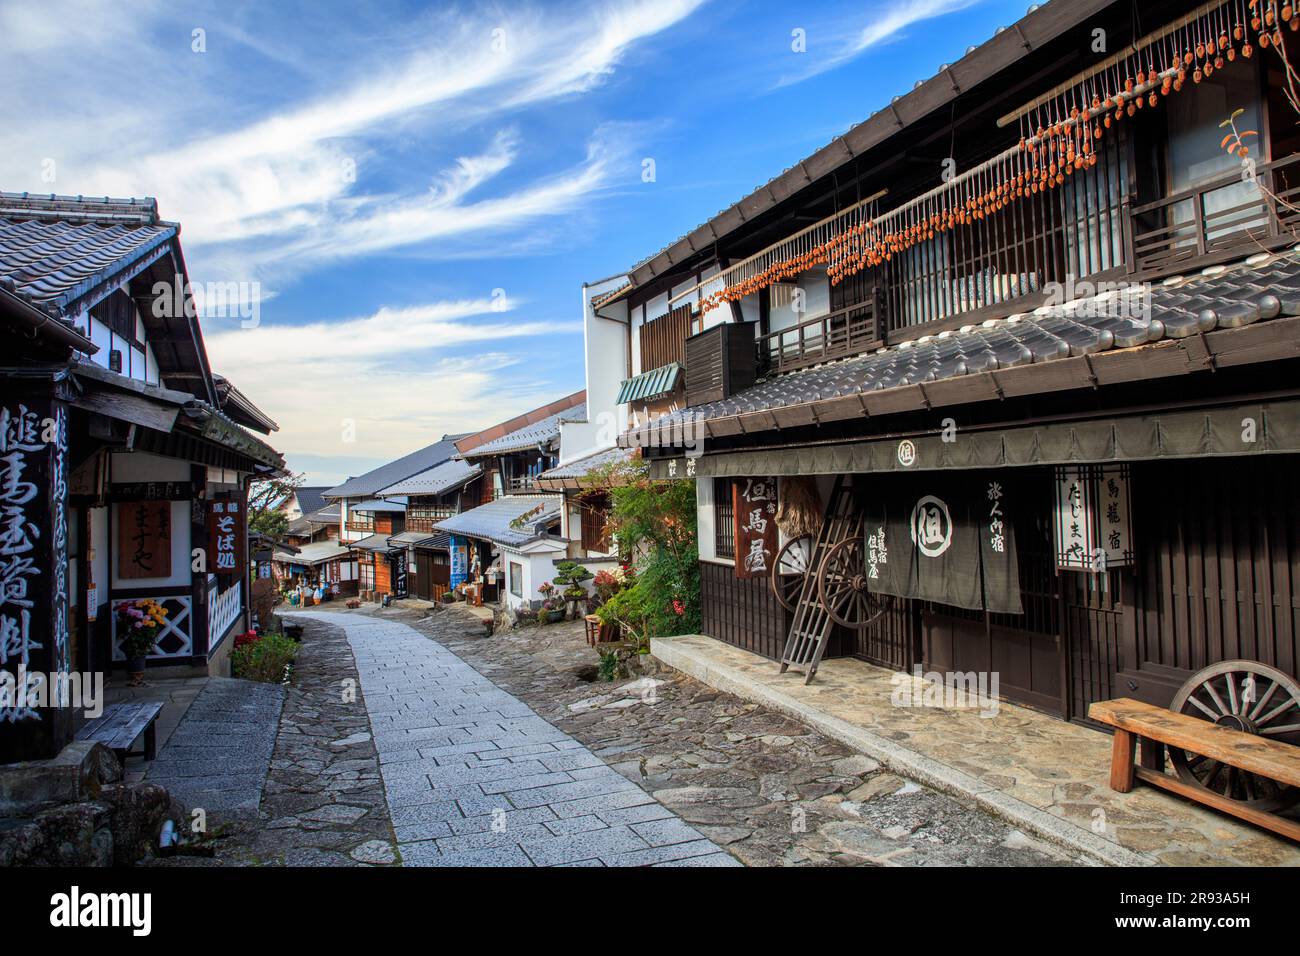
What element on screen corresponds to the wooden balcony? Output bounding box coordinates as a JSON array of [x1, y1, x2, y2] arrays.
[[757, 300, 881, 376], [1130, 152, 1300, 276]]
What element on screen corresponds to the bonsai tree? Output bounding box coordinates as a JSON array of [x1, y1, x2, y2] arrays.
[[552, 561, 593, 618]]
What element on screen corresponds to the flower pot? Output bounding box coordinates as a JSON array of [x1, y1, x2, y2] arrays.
[[127, 655, 147, 687], [546, 610, 565, 624]]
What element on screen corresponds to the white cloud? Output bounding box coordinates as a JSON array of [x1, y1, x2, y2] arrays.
[[0, 0, 704, 279], [203, 297, 581, 464], [777, 0, 984, 87]]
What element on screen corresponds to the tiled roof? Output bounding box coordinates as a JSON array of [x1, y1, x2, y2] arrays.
[[624, 250, 1300, 444], [387, 530, 447, 549], [323, 433, 470, 499], [590, 282, 632, 309], [0, 192, 174, 314], [293, 486, 329, 516], [536, 445, 635, 489], [347, 534, 396, 553], [376, 458, 480, 497], [305, 503, 340, 523], [274, 541, 350, 566], [433, 495, 563, 548], [460, 407, 587, 459], [351, 498, 406, 513]]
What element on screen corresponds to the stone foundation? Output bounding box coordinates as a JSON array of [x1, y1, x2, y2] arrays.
[[0, 741, 178, 866]]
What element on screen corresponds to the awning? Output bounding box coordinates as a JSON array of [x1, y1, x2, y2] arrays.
[[535, 445, 636, 490], [347, 534, 397, 553], [647, 399, 1300, 478], [387, 530, 446, 549], [351, 498, 407, 513], [616, 363, 681, 405], [274, 541, 350, 566]]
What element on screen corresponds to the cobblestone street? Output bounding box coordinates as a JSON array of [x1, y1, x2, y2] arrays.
[[161, 603, 1076, 866], [330, 605, 1075, 866]]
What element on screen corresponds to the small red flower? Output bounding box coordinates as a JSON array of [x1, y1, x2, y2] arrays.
[[672, 599, 685, 616]]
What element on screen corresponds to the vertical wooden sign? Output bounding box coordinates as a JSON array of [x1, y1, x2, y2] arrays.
[[117, 500, 172, 579], [207, 495, 246, 577], [734, 477, 778, 579]]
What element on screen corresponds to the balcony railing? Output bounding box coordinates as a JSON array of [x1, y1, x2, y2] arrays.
[[407, 509, 455, 533], [757, 300, 881, 376], [1130, 152, 1300, 275]]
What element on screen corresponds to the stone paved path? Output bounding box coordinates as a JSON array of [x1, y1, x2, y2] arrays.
[[145, 677, 283, 817], [289, 611, 739, 867]]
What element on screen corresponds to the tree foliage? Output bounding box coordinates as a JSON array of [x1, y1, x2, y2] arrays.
[[585, 457, 700, 645], [248, 472, 305, 540]]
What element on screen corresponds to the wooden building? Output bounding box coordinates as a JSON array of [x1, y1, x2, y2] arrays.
[[0, 192, 284, 761], [321, 433, 469, 600], [605, 0, 1300, 728]]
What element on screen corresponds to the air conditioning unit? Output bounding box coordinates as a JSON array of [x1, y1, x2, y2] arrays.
[[684, 321, 757, 407]]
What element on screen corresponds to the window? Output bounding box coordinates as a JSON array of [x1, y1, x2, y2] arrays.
[[509, 561, 523, 598], [580, 494, 611, 553], [714, 478, 735, 560], [407, 502, 454, 531], [347, 510, 374, 532], [358, 560, 375, 589]]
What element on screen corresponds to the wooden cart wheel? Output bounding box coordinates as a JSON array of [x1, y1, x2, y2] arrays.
[[770, 535, 813, 612], [1167, 660, 1300, 812], [816, 538, 887, 631]]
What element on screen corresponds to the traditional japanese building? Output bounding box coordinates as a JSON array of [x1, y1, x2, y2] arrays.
[[433, 391, 635, 611], [321, 434, 468, 600], [605, 0, 1300, 729], [0, 192, 284, 761]]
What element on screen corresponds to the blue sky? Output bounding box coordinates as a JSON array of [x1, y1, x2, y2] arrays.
[[1, 0, 1028, 484]]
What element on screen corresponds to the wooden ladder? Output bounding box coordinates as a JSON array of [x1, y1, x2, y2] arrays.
[[779, 475, 863, 684]]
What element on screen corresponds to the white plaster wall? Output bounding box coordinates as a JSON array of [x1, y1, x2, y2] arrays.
[[501, 548, 567, 610], [768, 267, 830, 335], [560, 278, 630, 465], [88, 506, 109, 613]]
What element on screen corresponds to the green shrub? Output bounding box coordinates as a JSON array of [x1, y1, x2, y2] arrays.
[[587, 459, 700, 646], [232, 633, 299, 683]]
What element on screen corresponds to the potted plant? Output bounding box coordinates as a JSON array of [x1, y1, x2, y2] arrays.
[[552, 562, 593, 619], [542, 599, 565, 624], [116, 598, 167, 686]]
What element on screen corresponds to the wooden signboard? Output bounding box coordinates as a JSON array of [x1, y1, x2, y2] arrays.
[[206, 495, 247, 577], [117, 500, 172, 579], [733, 477, 778, 579]]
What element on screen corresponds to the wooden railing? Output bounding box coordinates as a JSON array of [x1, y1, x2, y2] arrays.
[[640, 303, 694, 371], [655, 146, 1300, 387], [1130, 152, 1300, 275], [757, 300, 881, 375], [407, 508, 455, 533], [209, 578, 241, 648]]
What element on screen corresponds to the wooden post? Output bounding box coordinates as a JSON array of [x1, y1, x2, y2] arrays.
[[1109, 728, 1137, 792], [0, 384, 77, 762]]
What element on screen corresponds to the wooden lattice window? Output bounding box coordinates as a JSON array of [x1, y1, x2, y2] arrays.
[[580, 494, 611, 553], [714, 478, 735, 560]]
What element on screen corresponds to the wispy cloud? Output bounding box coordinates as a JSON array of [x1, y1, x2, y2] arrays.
[[202, 297, 581, 471], [0, 0, 704, 280], [776, 0, 984, 87]]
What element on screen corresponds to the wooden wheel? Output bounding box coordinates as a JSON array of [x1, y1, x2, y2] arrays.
[[1168, 660, 1300, 812], [770, 535, 813, 612], [816, 538, 887, 631]]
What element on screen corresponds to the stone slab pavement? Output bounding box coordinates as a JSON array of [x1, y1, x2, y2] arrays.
[[288, 611, 739, 867], [653, 634, 1300, 867], [145, 676, 284, 818]]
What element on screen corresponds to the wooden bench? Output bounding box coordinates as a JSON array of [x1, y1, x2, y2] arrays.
[[1089, 697, 1300, 842], [75, 702, 164, 764]]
